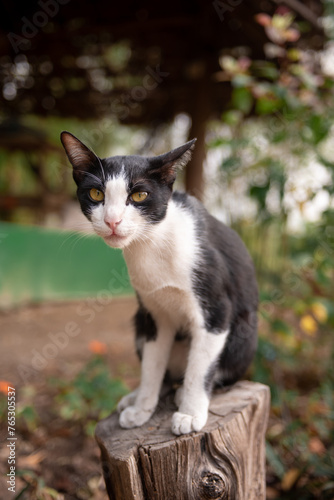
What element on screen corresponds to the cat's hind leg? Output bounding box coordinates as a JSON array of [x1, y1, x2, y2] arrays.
[[174, 386, 184, 407], [172, 329, 229, 435]]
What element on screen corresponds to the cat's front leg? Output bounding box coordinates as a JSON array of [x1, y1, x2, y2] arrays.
[[117, 389, 138, 412], [172, 329, 229, 435], [119, 327, 174, 429]]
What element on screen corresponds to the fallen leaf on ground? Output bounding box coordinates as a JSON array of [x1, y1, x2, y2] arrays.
[[266, 486, 280, 498], [18, 450, 46, 469], [281, 468, 300, 491], [309, 436, 326, 455]]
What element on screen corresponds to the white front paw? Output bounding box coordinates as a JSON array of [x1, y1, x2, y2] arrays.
[[171, 410, 208, 435], [119, 405, 154, 429], [117, 390, 138, 413]]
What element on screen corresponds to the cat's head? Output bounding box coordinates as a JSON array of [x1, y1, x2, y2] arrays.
[[60, 132, 196, 249]]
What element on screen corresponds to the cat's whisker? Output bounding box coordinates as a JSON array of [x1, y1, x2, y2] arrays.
[[56, 228, 93, 254], [64, 222, 94, 231]]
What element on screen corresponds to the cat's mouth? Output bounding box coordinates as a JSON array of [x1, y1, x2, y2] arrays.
[[106, 233, 126, 240], [103, 232, 129, 248]]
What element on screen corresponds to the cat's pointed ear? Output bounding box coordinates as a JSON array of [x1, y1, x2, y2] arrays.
[[60, 131, 100, 185], [149, 138, 197, 185]]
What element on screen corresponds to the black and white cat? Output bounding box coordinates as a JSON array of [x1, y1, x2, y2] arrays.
[[60, 131, 258, 435]]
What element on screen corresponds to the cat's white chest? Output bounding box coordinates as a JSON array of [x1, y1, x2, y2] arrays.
[[126, 253, 181, 293], [123, 201, 199, 297]]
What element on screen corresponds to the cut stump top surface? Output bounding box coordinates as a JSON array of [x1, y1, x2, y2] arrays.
[[95, 380, 270, 460]]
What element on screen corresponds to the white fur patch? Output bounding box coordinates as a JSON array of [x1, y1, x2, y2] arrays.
[[104, 174, 128, 222], [124, 200, 201, 308]]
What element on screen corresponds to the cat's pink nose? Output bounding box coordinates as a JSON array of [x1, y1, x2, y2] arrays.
[[105, 218, 122, 232]]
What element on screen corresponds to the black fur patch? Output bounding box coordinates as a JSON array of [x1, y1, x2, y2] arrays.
[[175, 328, 189, 341], [179, 194, 258, 385], [134, 303, 157, 343]]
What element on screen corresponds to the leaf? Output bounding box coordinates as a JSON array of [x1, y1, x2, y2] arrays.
[[309, 436, 326, 456], [255, 95, 282, 114], [306, 114, 331, 145], [311, 302, 328, 323], [19, 451, 46, 470], [281, 468, 300, 491], [272, 129, 288, 143], [208, 137, 229, 148], [266, 486, 280, 499], [249, 183, 270, 211], [299, 314, 317, 336], [287, 48, 301, 61], [221, 110, 242, 126], [84, 420, 97, 437], [271, 318, 292, 335], [231, 87, 253, 114], [232, 74, 253, 87], [18, 405, 39, 431], [252, 61, 279, 80], [220, 156, 241, 172]]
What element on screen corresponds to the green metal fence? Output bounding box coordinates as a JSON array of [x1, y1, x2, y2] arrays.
[[0, 222, 133, 307]]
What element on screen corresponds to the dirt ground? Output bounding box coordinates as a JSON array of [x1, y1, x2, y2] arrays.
[[0, 296, 140, 388], [0, 296, 141, 499]]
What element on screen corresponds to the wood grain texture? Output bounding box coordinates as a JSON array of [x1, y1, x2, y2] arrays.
[[95, 381, 270, 500]]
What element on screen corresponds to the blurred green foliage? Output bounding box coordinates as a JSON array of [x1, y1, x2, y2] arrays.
[[208, 7, 334, 498], [50, 354, 128, 436]]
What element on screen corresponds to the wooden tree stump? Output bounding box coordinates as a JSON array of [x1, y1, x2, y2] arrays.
[[95, 381, 270, 500]]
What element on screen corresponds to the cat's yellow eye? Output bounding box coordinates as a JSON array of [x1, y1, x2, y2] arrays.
[[131, 192, 148, 202], [90, 188, 104, 202]]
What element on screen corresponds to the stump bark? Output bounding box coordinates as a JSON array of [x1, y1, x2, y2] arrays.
[[95, 381, 270, 500]]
